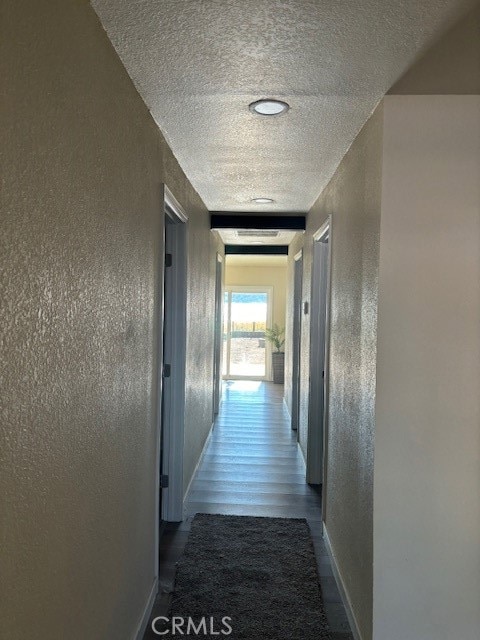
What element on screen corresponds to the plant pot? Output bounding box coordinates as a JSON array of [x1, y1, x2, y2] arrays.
[[272, 352, 285, 384]]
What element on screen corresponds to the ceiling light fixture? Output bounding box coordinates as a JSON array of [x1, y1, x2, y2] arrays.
[[252, 197, 274, 204], [249, 99, 289, 116]]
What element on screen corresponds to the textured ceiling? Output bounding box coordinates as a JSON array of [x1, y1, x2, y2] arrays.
[[92, 0, 475, 212]]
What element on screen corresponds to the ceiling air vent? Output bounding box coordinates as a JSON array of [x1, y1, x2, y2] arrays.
[[236, 230, 279, 238]]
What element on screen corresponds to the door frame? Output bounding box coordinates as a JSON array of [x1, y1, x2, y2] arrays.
[[154, 185, 188, 576], [291, 250, 303, 431], [212, 253, 224, 416], [223, 285, 273, 381], [306, 217, 332, 486]]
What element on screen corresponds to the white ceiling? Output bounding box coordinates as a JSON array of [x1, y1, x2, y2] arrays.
[[92, 0, 474, 213]]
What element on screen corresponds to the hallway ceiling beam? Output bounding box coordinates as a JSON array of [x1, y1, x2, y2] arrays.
[[210, 214, 305, 231], [225, 245, 288, 255]]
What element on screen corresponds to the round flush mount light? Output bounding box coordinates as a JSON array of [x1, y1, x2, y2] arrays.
[[249, 99, 290, 116], [252, 197, 274, 204]]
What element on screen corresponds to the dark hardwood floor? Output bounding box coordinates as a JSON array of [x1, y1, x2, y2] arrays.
[[144, 381, 354, 639]]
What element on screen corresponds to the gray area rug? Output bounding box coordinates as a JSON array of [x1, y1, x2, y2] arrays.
[[166, 514, 331, 639]]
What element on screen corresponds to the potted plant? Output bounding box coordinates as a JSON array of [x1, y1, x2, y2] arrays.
[[265, 324, 285, 384]]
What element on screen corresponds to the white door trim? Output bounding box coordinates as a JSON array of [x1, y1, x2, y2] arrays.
[[154, 185, 188, 573], [164, 185, 188, 224]]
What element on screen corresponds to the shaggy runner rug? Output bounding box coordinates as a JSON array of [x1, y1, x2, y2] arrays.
[[164, 514, 331, 639]]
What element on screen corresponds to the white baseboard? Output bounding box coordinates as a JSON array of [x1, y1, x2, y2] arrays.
[[134, 578, 158, 640], [323, 525, 363, 640], [183, 421, 215, 503], [283, 397, 291, 418]]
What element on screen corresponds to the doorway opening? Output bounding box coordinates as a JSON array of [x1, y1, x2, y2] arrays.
[[212, 254, 224, 416], [222, 286, 272, 380], [306, 219, 331, 488], [291, 250, 303, 431], [155, 185, 188, 571]]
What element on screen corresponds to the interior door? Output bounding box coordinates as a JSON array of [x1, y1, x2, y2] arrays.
[[307, 226, 330, 484], [212, 254, 224, 416], [159, 216, 175, 524], [158, 188, 188, 525]]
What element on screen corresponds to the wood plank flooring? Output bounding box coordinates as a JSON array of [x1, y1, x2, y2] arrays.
[[144, 381, 354, 640]]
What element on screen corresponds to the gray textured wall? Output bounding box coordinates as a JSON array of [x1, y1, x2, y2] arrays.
[[319, 107, 382, 640], [285, 106, 383, 639], [183, 203, 219, 494], [0, 1, 216, 638]]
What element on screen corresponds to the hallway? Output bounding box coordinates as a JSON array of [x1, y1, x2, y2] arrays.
[[4, 3, 480, 638], [145, 382, 354, 639], [190, 380, 320, 520]]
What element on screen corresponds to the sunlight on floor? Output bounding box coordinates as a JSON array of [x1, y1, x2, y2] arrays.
[[226, 380, 262, 391]]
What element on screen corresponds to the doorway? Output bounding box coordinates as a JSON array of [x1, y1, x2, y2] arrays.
[[222, 286, 273, 380], [306, 219, 331, 486], [155, 185, 188, 558], [212, 253, 224, 416], [291, 250, 303, 431]]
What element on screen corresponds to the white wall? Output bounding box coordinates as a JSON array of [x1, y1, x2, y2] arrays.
[[374, 95, 480, 640]]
